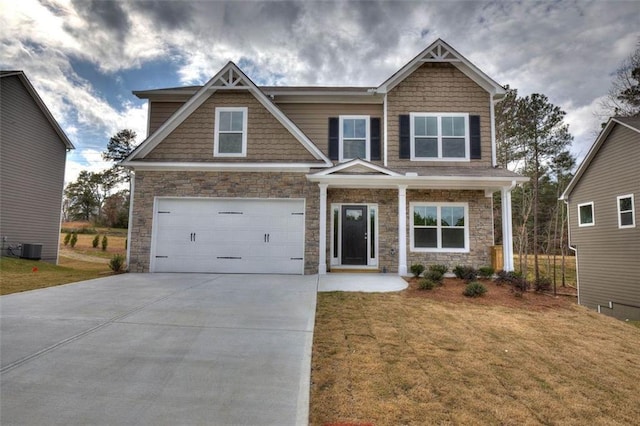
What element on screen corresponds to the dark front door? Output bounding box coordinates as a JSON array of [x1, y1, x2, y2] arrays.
[[341, 206, 367, 265]]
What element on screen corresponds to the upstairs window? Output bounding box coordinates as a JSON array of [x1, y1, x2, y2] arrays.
[[339, 116, 370, 161], [617, 194, 635, 228], [410, 113, 469, 160], [214, 107, 247, 157], [578, 202, 594, 227]]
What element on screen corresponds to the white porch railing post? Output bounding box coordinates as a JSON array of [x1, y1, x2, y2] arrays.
[[501, 182, 516, 271], [318, 183, 328, 275], [398, 185, 408, 276]]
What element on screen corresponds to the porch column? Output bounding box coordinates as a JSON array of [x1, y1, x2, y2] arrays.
[[318, 183, 328, 275], [501, 182, 516, 271], [398, 185, 408, 276]]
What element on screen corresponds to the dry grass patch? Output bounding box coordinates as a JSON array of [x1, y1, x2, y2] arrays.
[[311, 286, 640, 425]]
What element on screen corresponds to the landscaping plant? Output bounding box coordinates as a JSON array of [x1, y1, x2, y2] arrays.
[[463, 281, 487, 297], [101, 235, 108, 251], [70, 232, 78, 248], [429, 264, 448, 275], [63, 233, 71, 246], [410, 263, 425, 278], [478, 266, 495, 279], [92, 234, 100, 248], [453, 265, 478, 281], [418, 278, 437, 290], [109, 254, 125, 273]]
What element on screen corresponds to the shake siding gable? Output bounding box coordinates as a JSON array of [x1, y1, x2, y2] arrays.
[[569, 123, 640, 318], [0, 75, 68, 263], [386, 63, 492, 168], [149, 101, 184, 134], [145, 91, 317, 162]]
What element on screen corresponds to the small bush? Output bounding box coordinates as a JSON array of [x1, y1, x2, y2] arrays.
[[424, 270, 444, 284], [453, 265, 478, 281], [63, 233, 71, 246], [478, 266, 495, 279], [534, 276, 552, 292], [418, 278, 437, 290], [410, 263, 425, 278], [92, 235, 100, 248], [70, 232, 78, 248], [463, 281, 487, 297], [429, 264, 448, 275], [109, 254, 126, 273], [101, 235, 108, 251], [495, 270, 523, 286]]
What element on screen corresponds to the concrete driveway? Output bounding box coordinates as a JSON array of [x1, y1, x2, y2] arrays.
[[1, 273, 318, 426]]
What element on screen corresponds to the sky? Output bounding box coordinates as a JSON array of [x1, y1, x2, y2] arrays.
[[1, 0, 639, 184]]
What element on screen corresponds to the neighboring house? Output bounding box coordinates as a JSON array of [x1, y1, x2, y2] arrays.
[[0, 71, 74, 263], [122, 39, 527, 275], [561, 117, 640, 320]]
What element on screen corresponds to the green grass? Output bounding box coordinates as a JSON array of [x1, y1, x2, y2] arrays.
[[0, 256, 110, 295]]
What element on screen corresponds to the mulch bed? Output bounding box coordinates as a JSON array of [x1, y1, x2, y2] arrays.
[[403, 277, 577, 311]]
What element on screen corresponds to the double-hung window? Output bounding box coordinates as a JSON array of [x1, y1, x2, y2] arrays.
[[577, 202, 595, 227], [410, 113, 469, 160], [411, 203, 469, 252], [617, 194, 635, 228], [339, 116, 370, 161], [214, 107, 248, 157]]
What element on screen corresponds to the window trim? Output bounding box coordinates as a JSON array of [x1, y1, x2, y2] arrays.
[[339, 115, 370, 162], [214, 107, 248, 157], [409, 112, 470, 161], [410, 202, 469, 253], [617, 194, 635, 229], [577, 201, 595, 227]]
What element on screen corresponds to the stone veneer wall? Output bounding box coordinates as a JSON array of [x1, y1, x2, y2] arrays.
[[406, 189, 494, 270], [129, 171, 320, 274], [326, 188, 493, 273]]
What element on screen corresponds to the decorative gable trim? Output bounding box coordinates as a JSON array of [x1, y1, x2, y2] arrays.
[[125, 62, 332, 165], [311, 159, 402, 177], [376, 39, 506, 98], [561, 117, 640, 200]]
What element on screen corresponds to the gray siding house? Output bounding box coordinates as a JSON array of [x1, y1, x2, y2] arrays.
[[0, 71, 74, 263], [561, 117, 640, 320]]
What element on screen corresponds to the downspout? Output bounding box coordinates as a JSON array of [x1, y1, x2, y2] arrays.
[[383, 93, 388, 167], [563, 197, 579, 305], [490, 94, 498, 167]]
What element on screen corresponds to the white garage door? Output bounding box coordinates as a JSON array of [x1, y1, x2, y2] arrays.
[[151, 198, 305, 274]]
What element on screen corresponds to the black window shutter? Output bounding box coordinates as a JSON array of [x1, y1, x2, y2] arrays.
[[399, 115, 410, 159], [370, 117, 381, 161], [470, 115, 481, 159], [328, 117, 339, 161]]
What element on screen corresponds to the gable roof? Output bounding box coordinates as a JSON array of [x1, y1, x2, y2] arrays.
[[561, 116, 640, 200], [311, 159, 402, 176], [124, 62, 332, 165], [0, 71, 74, 150], [376, 39, 506, 98]]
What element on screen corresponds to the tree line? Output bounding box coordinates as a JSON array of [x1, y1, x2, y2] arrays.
[[62, 40, 639, 279]]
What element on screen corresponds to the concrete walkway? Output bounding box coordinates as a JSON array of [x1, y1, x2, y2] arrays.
[[318, 273, 408, 293], [1, 274, 317, 426]]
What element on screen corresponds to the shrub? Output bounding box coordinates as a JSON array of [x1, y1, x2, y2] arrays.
[[109, 254, 126, 273], [92, 235, 100, 248], [418, 278, 437, 290], [495, 270, 522, 286], [453, 265, 478, 281], [478, 266, 495, 279], [410, 263, 425, 278], [424, 270, 444, 284], [534, 276, 552, 292], [60, 227, 97, 235], [101, 235, 108, 251], [428, 264, 448, 275], [70, 232, 78, 248], [463, 281, 487, 297], [63, 233, 71, 246]]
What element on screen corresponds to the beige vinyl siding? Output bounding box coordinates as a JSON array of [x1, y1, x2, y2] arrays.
[[145, 91, 317, 162], [148, 101, 183, 134], [276, 103, 384, 163], [386, 63, 492, 169], [0, 75, 68, 263], [568, 124, 640, 319]]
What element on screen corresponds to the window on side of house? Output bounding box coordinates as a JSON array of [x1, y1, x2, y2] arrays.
[[410, 203, 469, 252], [617, 194, 635, 228], [577, 202, 595, 227], [410, 113, 469, 160], [214, 107, 248, 157], [339, 116, 370, 161]]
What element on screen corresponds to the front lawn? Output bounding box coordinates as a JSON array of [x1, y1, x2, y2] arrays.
[[0, 256, 110, 295], [310, 281, 640, 425]]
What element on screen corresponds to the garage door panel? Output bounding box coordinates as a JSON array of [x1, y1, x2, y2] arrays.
[[152, 198, 305, 274]]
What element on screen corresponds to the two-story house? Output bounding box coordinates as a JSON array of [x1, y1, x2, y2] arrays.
[[122, 39, 527, 275]]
